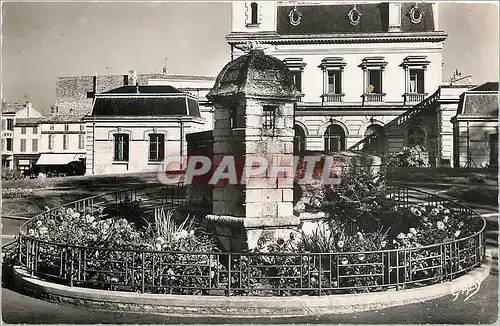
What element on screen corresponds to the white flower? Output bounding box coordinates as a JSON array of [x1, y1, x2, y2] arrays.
[[423, 216, 428, 222], [340, 257, 349, 265], [413, 210, 422, 217], [436, 221, 445, 230], [73, 212, 80, 219], [443, 216, 449, 223], [66, 208, 74, 215], [179, 230, 188, 238], [44, 206, 50, 212], [155, 244, 162, 251], [85, 215, 95, 223], [407, 233, 414, 239], [454, 230, 461, 238], [357, 253, 365, 261], [397, 233, 406, 240], [39, 227, 48, 235], [28, 229, 35, 236], [189, 230, 195, 236], [392, 239, 397, 244], [155, 236, 165, 245], [380, 241, 387, 248], [356, 232, 363, 239], [409, 228, 417, 235], [444, 209, 451, 214], [36, 221, 43, 227], [337, 240, 345, 249], [459, 222, 465, 228], [437, 205, 444, 210], [110, 277, 118, 283], [430, 208, 439, 216]]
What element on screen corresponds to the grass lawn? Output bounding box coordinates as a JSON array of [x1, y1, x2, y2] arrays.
[[387, 167, 498, 186], [2, 172, 163, 218]]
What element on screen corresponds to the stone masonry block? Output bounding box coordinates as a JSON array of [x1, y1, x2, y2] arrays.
[[213, 201, 226, 215], [282, 189, 294, 202], [262, 203, 278, 217], [262, 188, 282, 202], [277, 202, 294, 217], [245, 189, 262, 203], [245, 203, 262, 218]]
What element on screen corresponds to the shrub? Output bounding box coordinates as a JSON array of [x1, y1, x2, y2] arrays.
[[1, 169, 24, 180], [385, 145, 430, 167], [445, 186, 498, 206], [2, 188, 34, 199], [319, 168, 395, 234]]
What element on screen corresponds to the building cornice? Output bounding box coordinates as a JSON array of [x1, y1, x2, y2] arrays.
[[226, 31, 448, 45]]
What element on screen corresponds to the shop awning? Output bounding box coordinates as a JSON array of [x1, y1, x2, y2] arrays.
[[35, 154, 81, 166]]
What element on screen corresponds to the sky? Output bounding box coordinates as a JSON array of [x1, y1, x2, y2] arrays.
[[1, 1, 499, 111]]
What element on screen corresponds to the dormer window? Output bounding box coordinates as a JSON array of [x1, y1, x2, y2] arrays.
[[246, 2, 261, 26]]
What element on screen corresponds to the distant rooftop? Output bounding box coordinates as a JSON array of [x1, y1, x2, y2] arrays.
[[101, 85, 183, 94], [2, 102, 25, 114], [469, 82, 499, 92]]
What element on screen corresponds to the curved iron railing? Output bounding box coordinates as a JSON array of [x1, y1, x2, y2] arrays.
[[16, 184, 486, 296]]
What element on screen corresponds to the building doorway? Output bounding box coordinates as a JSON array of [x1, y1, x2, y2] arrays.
[[324, 124, 346, 152]]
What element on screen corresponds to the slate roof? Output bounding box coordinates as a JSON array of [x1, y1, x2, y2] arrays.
[[1, 102, 25, 114], [102, 85, 183, 94], [470, 82, 499, 92], [92, 97, 201, 117], [207, 49, 301, 100], [276, 3, 435, 35], [457, 83, 499, 117], [39, 114, 86, 123]]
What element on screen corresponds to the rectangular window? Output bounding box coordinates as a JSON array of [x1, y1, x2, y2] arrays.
[[33, 126, 38, 134], [7, 119, 13, 131], [20, 139, 26, 152], [63, 135, 68, 150], [48, 135, 54, 150], [263, 106, 276, 131], [114, 134, 129, 162], [32, 139, 38, 152], [149, 134, 165, 162], [409, 69, 425, 93], [21, 127, 27, 134], [327, 70, 342, 94], [291, 71, 302, 92], [64, 124, 70, 132], [368, 69, 383, 94], [78, 134, 85, 149], [6, 138, 13, 151]]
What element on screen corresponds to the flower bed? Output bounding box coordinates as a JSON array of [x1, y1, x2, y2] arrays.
[[17, 180, 485, 296]]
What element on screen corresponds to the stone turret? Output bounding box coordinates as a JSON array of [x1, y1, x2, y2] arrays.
[[206, 48, 302, 251]]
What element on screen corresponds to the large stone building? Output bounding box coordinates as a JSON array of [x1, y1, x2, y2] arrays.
[[226, 1, 448, 161]]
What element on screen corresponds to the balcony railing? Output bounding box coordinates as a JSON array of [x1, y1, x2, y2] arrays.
[[404, 93, 427, 105], [362, 93, 385, 103], [321, 93, 344, 103]]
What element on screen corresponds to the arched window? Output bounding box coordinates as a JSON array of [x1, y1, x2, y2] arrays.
[[324, 124, 346, 152], [406, 126, 426, 148], [364, 124, 386, 154], [294, 125, 306, 153], [251, 2, 258, 25]]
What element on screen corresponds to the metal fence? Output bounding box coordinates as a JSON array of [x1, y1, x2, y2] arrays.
[[16, 184, 486, 296]]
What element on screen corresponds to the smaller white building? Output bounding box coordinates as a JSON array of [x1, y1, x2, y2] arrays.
[[84, 85, 205, 175]]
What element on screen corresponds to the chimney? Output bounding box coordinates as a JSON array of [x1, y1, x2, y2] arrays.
[[163, 57, 168, 75], [128, 69, 138, 86], [25, 101, 32, 117], [388, 3, 401, 32]]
